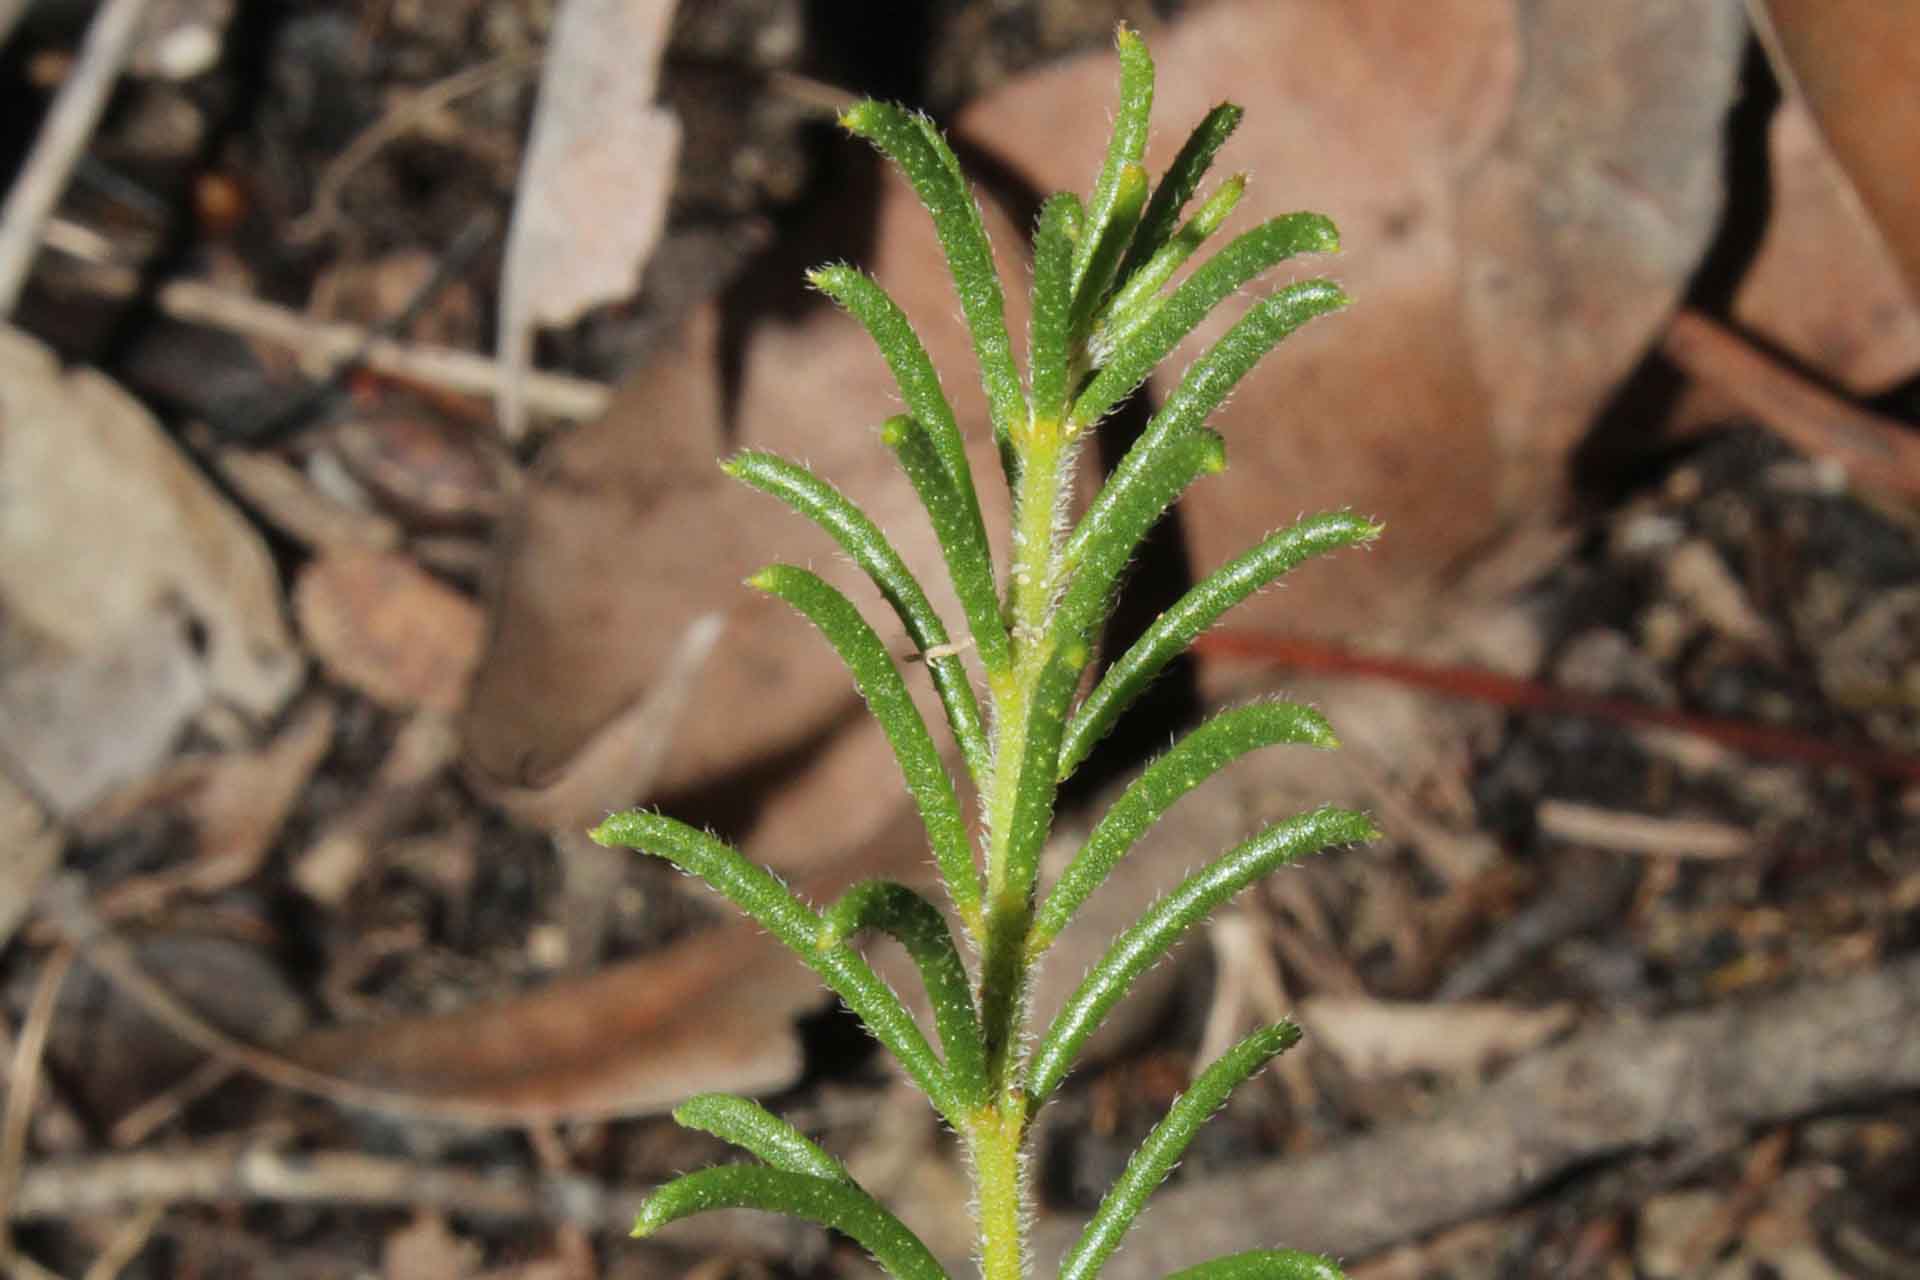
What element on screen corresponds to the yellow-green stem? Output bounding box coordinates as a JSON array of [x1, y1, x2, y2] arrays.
[[970, 1096, 1028, 1280], [979, 413, 1072, 1081]]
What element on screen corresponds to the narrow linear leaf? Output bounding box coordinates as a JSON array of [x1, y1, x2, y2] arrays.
[[1095, 174, 1245, 362], [1054, 427, 1227, 655], [750, 565, 982, 930], [1058, 1023, 1303, 1280], [673, 1093, 850, 1183], [999, 644, 1090, 911], [591, 811, 957, 1119], [724, 450, 988, 780], [840, 102, 1026, 458], [1032, 702, 1336, 956], [1165, 1252, 1349, 1280], [1059, 511, 1381, 781], [1062, 278, 1348, 574], [1027, 806, 1377, 1104], [1114, 102, 1244, 288], [1075, 26, 1155, 294], [1074, 219, 1341, 433], [1069, 164, 1149, 342], [635, 1165, 949, 1280], [1029, 193, 1081, 427], [823, 880, 988, 1109], [882, 414, 1014, 680], [806, 267, 972, 491]]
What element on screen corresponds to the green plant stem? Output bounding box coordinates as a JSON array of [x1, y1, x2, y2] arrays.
[[970, 1095, 1028, 1280]]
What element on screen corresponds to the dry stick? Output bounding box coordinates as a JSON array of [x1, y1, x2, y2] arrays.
[[1031, 953, 1920, 1275], [153, 277, 611, 421], [1662, 308, 1920, 499], [44, 247, 612, 422], [0, 0, 153, 316], [82, 1201, 165, 1280], [0, 948, 75, 1280], [6, 1146, 800, 1256]]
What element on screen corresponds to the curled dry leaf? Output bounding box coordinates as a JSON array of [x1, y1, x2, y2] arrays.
[[496, 0, 681, 439], [286, 916, 825, 1120], [294, 550, 483, 714]]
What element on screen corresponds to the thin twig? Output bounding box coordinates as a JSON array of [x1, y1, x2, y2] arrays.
[[0, 948, 75, 1278], [0, 0, 154, 316], [1192, 631, 1920, 784], [50, 257, 611, 421], [290, 52, 539, 244], [242, 209, 502, 444], [82, 1201, 165, 1280]]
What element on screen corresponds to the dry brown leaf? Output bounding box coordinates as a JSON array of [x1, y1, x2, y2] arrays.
[[496, 0, 680, 439], [467, 0, 1744, 837], [286, 916, 824, 1119], [1727, 99, 1920, 393], [215, 447, 403, 553], [972, 0, 1742, 645], [295, 550, 483, 714], [0, 325, 301, 718], [1752, 0, 1920, 307], [1298, 996, 1575, 1082]]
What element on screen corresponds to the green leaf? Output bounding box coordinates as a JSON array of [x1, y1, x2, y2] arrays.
[[806, 267, 974, 494], [1027, 806, 1376, 1104], [1095, 174, 1245, 360], [1074, 26, 1155, 296], [749, 565, 982, 933], [1074, 217, 1341, 433], [1028, 193, 1081, 427], [1053, 427, 1227, 653], [881, 413, 1014, 682], [1059, 511, 1381, 781], [590, 811, 957, 1120], [1113, 102, 1244, 289], [823, 880, 988, 1110], [634, 1165, 949, 1280], [1058, 1023, 1304, 1280], [1069, 163, 1149, 343], [840, 102, 1027, 463], [1032, 702, 1337, 956], [1165, 1252, 1349, 1280], [1061, 279, 1348, 576], [724, 452, 989, 782], [672, 1093, 850, 1183]]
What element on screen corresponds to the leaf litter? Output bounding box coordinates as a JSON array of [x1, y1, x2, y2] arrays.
[[1, 0, 1918, 1275]]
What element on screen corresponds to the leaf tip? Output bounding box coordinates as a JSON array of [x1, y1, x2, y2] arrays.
[[837, 100, 881, 135], [587, 813, 627, 848]]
